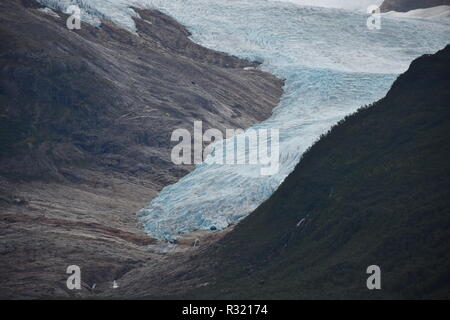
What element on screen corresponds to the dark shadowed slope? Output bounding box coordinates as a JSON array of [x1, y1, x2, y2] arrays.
[[0, 0, 282, 298], [380, 0, 450, 12], [126, 45, 450, 299]]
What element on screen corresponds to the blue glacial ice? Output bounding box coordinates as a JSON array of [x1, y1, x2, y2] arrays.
[[39, 0, 450, 240]]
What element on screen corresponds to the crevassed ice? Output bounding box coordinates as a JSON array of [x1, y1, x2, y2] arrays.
[[136, 0, 450, 240], [37, 0, 449, 33], [39, 0, 450, 240], [37, 0, 139, 31]]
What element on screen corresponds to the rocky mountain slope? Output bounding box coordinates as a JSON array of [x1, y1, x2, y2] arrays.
[[0, 0, 282, 298], [119, 45, 450, 299], [380, 0, 450, 12]]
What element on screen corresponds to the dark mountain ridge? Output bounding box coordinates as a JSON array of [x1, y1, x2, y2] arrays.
[[380, 0, 450, 12]]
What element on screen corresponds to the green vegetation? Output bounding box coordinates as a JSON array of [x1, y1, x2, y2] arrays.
[[187, 45, 450, 299]]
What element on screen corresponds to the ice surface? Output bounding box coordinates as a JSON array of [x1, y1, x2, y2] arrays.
[[39, 0, 450, 240]]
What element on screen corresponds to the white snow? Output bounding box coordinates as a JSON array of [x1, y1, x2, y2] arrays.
[[38, 7, 61, 18]]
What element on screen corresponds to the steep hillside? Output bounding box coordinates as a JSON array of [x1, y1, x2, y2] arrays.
[[0, 0, 282, 298], [0, 0, 282, 183], [380, 0, 450, 12], [126, 45, 450, 299]]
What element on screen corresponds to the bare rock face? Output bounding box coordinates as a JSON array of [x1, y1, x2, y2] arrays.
[[380, 0, 450, 12], [0, 0, 283, 298]]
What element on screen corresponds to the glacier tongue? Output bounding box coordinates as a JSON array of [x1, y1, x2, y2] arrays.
[[134, 0, 450, 240], [38, 0, 450, 240]]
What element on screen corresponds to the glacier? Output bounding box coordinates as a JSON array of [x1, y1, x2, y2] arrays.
[[38, 0, 450, 240]]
